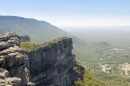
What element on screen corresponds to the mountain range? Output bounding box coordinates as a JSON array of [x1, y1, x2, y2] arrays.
[[0, 16, 66, 42]]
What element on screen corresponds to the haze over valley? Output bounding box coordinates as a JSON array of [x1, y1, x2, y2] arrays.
[[0, 0, 130, 86]]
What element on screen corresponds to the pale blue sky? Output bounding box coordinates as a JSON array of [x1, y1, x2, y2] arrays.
[[0, 0, 130, 27]]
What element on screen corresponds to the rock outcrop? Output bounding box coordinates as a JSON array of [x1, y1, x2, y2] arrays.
[[0, 32, 29, 86], [26, 37, 84, 86], [0, 32, 84, 86]]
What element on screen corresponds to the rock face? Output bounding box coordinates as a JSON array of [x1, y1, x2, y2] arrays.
[[20, 35, 30, 42], [0, 32, 29, 86], [27, 38, 84, 86], [0, 32, 84, 86]]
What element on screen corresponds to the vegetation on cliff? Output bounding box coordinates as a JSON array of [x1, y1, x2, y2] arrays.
[[20, 37, 67, 51], [20, 42, 41, 51], [74, 71, 105, 86]]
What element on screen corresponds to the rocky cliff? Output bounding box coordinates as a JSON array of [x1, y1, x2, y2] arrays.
[[0, 32, 84, 86], [26, 38, 84, 86], [0, 32, 29, 86]]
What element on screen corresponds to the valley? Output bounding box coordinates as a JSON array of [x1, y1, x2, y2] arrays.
[[70, 28, 130, 86]]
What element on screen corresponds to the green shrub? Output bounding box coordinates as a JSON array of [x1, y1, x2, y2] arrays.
[[74, 71, 106, 86], [20, 42, 41, 51], [20, 37, 67, 51]]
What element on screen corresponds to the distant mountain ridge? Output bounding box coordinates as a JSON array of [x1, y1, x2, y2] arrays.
[[0, 15, 88, 63], [0, 16, 65, 42]]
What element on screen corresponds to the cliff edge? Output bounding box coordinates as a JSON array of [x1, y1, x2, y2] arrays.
[[25, 37, 85, 86], [0, 32, 84, 86]]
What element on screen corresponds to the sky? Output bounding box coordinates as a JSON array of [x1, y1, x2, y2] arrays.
[[0, 0, 130, 29]]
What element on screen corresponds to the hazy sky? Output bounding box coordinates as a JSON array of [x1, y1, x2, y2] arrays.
[[0, 0, 130, 28]]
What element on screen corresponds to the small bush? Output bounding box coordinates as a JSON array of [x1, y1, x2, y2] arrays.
[[20, 42, 41, 51]]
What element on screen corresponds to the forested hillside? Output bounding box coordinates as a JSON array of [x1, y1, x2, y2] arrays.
[[0, 16, 65, 42]]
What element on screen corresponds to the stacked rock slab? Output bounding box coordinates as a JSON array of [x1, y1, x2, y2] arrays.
[[0, 32, 29, 86]]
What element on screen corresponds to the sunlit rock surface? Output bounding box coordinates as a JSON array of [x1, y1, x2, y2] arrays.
[[0, 32, 29, 86]]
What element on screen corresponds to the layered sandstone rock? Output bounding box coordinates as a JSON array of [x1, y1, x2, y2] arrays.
[[0, 32, 29, 86]]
